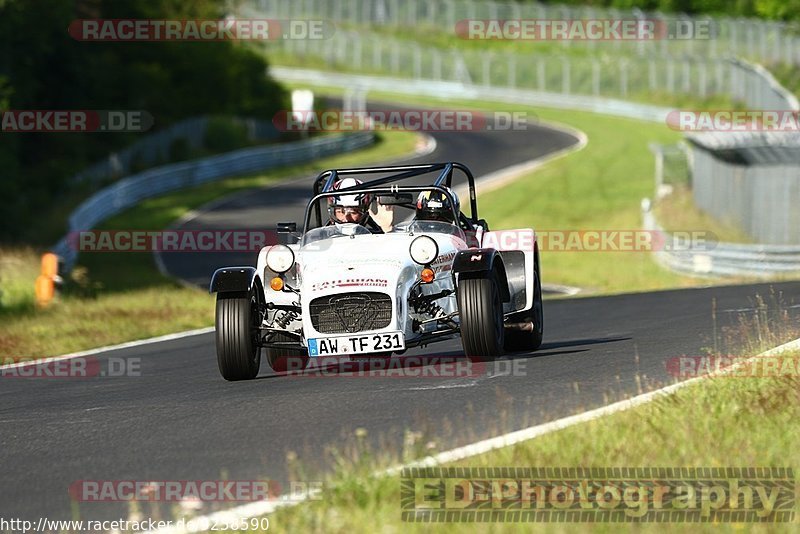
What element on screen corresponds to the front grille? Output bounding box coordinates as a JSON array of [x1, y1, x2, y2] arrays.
[[309, 292, 393, 334]]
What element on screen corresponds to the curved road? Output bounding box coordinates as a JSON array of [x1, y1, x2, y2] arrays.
[[3, 101, 799, 522]]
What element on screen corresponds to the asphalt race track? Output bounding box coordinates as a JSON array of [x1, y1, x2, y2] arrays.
[[3, 101, 800, 521]]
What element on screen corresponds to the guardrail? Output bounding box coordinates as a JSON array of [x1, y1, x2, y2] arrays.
[[52, 132, 376, 272], [642, 208, 800, 277], [271, 67, 673, 123]]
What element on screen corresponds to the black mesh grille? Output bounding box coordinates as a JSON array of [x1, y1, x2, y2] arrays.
[[309, 292, 393, 334]]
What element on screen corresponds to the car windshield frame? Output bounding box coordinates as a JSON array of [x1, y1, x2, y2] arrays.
[[300, 223, 373, 247], [389, 220, 468, 241], [303, 184, 464, 234]]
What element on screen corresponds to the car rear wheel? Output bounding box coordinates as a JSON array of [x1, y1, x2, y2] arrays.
[[265, 332, 309, 373], [504, 260, 544, 352], [215, 291, 261, 381], [457, 272, 505, 361]]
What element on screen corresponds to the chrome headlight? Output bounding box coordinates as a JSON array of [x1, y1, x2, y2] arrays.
[[266, 245, 295, 273], [409, 235, 438, 265]]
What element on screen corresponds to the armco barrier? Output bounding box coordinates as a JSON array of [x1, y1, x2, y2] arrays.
[[642, 208, 800, 277], [52, 132, 376, 272]]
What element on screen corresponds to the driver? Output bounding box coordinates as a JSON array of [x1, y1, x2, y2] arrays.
[[415, 187, 460, 224], [327, 178, 384, 233]]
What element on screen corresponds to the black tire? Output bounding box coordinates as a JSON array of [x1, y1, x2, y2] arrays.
[[457, 272, 505, 361], [504, 260, 544, 352], [265, 332, 309, 373], [215, 291, 261, 381]]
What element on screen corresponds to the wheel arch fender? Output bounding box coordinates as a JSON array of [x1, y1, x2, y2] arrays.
[[209, 266, 263, 297], [452, 248, 511, 302]]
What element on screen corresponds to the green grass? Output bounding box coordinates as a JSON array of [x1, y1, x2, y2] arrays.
[[0, 131, 420, 360], [768, 62, 800, 101]]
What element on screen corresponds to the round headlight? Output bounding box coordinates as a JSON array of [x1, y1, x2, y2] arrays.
[[409, 235, 439, 265], [266, 245, 295, 273]]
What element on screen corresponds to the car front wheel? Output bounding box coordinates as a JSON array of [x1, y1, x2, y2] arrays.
[[457, 272, 505, 361], [215, 290, 261, 381]]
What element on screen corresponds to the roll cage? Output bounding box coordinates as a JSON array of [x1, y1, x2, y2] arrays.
[[306, 162, 480, 233]]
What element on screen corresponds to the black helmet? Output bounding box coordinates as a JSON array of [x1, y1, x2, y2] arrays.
[[416, 187, 460, 223]]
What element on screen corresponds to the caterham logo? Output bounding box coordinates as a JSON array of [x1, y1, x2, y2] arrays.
[[311, 278, 388, 291]]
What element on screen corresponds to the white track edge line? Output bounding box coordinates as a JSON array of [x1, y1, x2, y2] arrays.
[[0, 327, 215, 371]]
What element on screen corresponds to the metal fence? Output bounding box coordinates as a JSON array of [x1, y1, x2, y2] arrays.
[[255, 29, 792, 109], [245, 0, 800, 66], [53, 132, 376, 272], [691, 149, 800, 245]]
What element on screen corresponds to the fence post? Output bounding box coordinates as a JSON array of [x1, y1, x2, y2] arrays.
[[538, 59, 545, 92], [593, 62, 600, 96], [620, 61, 628, 98]]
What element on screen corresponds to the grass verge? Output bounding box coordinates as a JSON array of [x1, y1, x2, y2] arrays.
[[0, 131, 420, 359]]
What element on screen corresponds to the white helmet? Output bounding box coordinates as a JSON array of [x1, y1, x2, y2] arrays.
[[327, 178, 372, 224]]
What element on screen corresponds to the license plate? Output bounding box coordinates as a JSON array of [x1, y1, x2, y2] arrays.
[[308, 331, 405, 357]]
